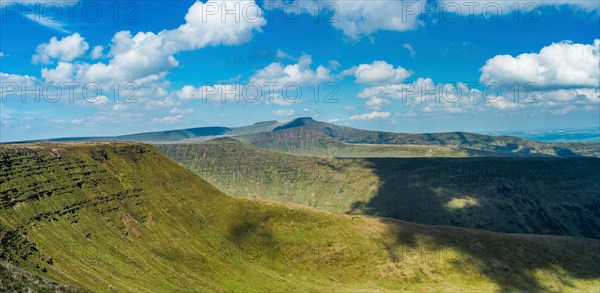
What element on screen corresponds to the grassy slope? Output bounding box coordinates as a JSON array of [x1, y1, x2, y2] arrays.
[[1, 143, 598, 292], [156, 141, 600, 239]]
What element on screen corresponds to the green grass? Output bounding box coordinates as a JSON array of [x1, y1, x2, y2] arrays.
[[1, 142, 599, 292], [156, 141, 600, 239]]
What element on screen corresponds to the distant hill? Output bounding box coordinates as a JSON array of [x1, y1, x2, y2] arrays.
[[18, 117, 600, 158], [1, 143, 599, 291], [236, 117, 600, 157], [157, 141, 600, 239]]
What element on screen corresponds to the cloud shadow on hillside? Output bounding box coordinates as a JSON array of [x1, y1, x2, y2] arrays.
[[348, 157, 600, 291]]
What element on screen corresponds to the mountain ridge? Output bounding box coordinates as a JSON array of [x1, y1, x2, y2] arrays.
[[8, 117, 599, 157]]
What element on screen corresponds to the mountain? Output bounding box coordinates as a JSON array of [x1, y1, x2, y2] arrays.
[[156, 141, 600, 239], [16, 117, 600, 158], [1, 143, 599, 291], [234, 117, 594, 157]]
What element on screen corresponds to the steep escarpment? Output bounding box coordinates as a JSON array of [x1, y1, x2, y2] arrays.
[[157, 141, 600, 239], [1, 143, 599, 292]]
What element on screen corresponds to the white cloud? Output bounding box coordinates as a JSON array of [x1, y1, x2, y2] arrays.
[[275, 49, 294, 60], [265, 93, 300, 106], [552, 105, 577, 115], [112, 104, 129, 112], [343, 105, 355, 110], [177, 84, 242, 102], [278, 0, 425, 39], [480, 40, 599, 89], [90, 45, 104, 59], [328, 60, 341, 71], [70, 119, 85, 125], [0, 52, 5, 58], [32, 33, 89, 64], [152, 115, 182, 124], [170, 107, 194, 115], [348, 111, 391, 121], [330, 111, 391, 122], [403, 43, 416, 58], [24, 13, 71, 33], [38, 1, 266, 86], [250, 54, 333, 86], [486, 98, 525, 110], [161, 0, 266, 51], [0, 72, 40, 100], [356, 75, 599, 115], [365, 96, 390, 110], [88, 95, 110, 106], [272, 109, 295, 117], [402, 111, 418, 117], [351, 60, 411, 84]]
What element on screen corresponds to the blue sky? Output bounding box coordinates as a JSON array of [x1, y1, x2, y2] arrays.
[[0, 0, 599, 142]]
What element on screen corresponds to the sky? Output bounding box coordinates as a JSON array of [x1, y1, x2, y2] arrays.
[[0, 0, 599, 142]]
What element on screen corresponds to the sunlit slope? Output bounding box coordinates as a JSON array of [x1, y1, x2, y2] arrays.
[[156, 141, 600, 239], [1, 143, 599, 292]]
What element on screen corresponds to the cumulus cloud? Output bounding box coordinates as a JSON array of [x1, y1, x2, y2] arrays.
[[480, 40, 599, 89], [275, 49, 294, 60], [170, 107, 194, 115], [38, 1, 266, 85], [152, 115, 182, 124], [90, 46, 104, 59], [32, 33, 89, 64], [272, 109, 295, 117], [250, 54, 332, 86], [88, 95, 111, 106], [330, 111, 391, 122], [0, 72, 40, 100], [356, 75, 599, 115], [276, 0, 425, 39], [349, 60, 411, 84], [365, 96, 390, 110], [177, 84, 242, 102], [348, 111, 391, 120]]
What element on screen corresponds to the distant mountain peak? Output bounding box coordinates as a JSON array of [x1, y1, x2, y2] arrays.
[[273, 117, 320, 131], [252, 120, 278, 125], [293, 117, 315, 122]]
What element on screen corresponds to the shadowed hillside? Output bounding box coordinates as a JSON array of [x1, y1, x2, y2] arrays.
[[1, 143, 599, 291], [156, 141, 600, 239]]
